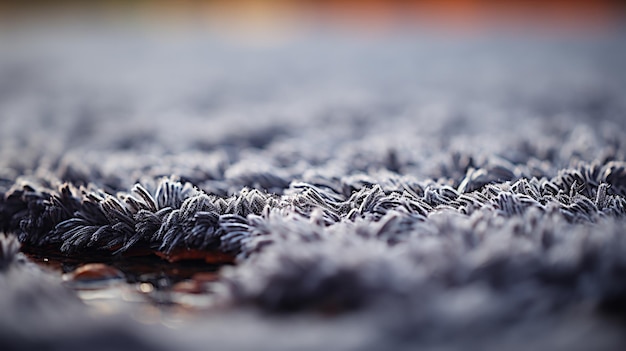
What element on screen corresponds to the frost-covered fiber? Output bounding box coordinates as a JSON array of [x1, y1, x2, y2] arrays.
[[1, 27, 626, 350]]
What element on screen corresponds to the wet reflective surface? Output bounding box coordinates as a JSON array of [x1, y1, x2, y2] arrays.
[[25, 249, 226, 315]]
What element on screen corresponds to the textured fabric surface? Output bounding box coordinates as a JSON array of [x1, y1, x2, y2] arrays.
[[1, 26, 626, 350]]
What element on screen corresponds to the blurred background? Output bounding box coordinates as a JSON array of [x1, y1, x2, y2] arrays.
[[1, 0, 625, 33], [1, 0, 625, 193]]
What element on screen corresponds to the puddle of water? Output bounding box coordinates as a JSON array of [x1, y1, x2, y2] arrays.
[[24, 248, 227, 315]]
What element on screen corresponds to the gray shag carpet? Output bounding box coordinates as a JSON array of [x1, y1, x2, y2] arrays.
[[1, 25, 626, 350]]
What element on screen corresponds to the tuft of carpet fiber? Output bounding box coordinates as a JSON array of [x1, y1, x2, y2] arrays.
[[1, 26, 626, 350]]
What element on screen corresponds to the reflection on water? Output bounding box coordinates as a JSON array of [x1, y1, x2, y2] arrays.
[[25, 249, 225, 318]]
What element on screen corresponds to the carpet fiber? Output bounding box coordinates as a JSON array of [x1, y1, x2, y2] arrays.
[[1, 26, 626, 350]]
